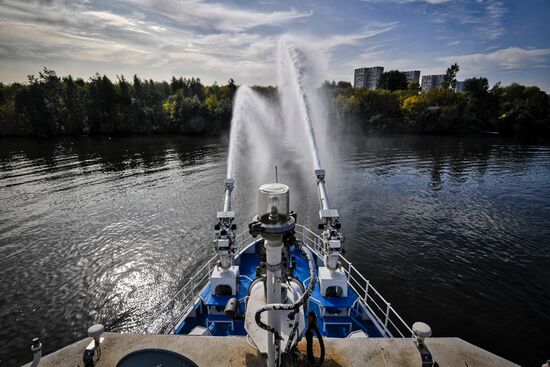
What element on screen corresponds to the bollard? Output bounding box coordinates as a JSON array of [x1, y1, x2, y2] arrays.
[[30, 337, 42, 367], [83, 324, 104, 367], [412, 322, 437, 367]]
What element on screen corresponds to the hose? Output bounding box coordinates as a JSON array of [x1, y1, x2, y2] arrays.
[[305, 311, 325, 366], [283, 241, 316, 353], [254, 239, 317, 367]]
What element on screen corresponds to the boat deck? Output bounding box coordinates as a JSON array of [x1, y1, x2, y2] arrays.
[[22, 332, 519, 367], [176, 242, 382, 338]]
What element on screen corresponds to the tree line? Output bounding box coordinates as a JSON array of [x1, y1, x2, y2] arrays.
[[0, 68, 238, 136], [326, 64, 550, 135], [1, 67, 549, 137]]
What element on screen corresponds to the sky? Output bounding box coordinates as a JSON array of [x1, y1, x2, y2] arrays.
[[0, 0, 549, 90]]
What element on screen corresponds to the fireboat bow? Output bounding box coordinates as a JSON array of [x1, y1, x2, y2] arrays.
[[144, 167, 418, 367]]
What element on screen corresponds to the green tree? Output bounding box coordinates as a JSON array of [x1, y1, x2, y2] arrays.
[[87, 74, 117, 134], [13, 68, 64, 136], [322, 80, 336, 89], [462, 77, 492, 129], [377, 71, 407, 91], [227, 78, 237, 97], [407, 81, 421, 93], [62, 75, 88, 134], [463, 77, 489, 97], [336, 81, 352, 89], [443, 63, 460, 90]]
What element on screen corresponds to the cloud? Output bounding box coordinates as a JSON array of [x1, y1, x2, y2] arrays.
[[351, 53, 422, 72], [363, 0, 450, 4], [459, 0, 506, 39], [123, 0, 312, 32], [316, 23, 397, 51], [439, 47, 550, 73], [369, 0, 507, 41], [82, 11, 137, 29], [0, 0, 400, 85], [0, 20, 156, 65], [0, 0, 546, 90]]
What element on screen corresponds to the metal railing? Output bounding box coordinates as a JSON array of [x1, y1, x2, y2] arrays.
[[144, 254, 218, 333], [145, 225, 413, 338], [294, 224, 413, 338], [144, 230, 254, 334]]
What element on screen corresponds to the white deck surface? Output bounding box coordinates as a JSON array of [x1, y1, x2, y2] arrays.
[[21, 333, 519, 367]]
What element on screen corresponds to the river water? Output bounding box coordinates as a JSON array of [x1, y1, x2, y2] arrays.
[[0, 134, 549, 366]]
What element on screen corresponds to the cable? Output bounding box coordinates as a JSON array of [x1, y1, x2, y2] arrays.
[[305, 311, 325, 366]]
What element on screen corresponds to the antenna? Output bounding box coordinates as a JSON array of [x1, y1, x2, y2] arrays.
[[275, 165, 278, 183]]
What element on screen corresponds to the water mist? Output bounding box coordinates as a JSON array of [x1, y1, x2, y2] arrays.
[[225, 36, 340, 222]]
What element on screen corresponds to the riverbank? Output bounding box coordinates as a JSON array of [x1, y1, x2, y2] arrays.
[[326, 81, 550, 136], [1, 69, 548, 138]]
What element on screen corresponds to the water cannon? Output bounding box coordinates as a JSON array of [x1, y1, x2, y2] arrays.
[[315, 169, 344, 270], [222, 178, 235, 213], [215, 178, 237, 269]]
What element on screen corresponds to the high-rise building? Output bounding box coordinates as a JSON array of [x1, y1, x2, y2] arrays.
[[455, 81, 465, 92], [421, 74, 445, 91], [403, 70, 421, 85], [354, 67, 384, 89]]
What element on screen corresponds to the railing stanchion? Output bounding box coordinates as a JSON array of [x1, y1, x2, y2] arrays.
[[384, 303, 391, 331], [191, 275, 195, 301], [170, 300, 176, 333], [365, 280, 370, 302]]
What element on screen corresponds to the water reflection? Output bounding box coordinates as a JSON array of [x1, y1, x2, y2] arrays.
[[335, 134, 550, 367], [0, 136, 224, 187], [0, 135, 227, 367]]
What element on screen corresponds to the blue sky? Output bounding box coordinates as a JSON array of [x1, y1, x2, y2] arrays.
[[1, 0, 549, 90]]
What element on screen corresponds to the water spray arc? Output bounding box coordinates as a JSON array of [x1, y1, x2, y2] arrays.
[[278, 38, 344, 268], [226, 86, 278, 183], [278, 40, 323, 172]]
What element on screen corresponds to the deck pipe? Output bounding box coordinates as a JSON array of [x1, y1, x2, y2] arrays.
[[265, 238, 283, 367], [255, 241, 317, 367], [223, 178, 235, 212], [315, 169, 331, 211]]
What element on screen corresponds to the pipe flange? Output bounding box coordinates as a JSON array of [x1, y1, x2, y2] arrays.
[[249, 216, 296, 237], [266, 262, 282, 272]]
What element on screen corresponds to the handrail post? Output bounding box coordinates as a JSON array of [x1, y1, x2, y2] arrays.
[[365, 280, 370, 303], [170, 299, 176, 333], [191, 275, 195, 301], [384, 303, 391, 330]]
